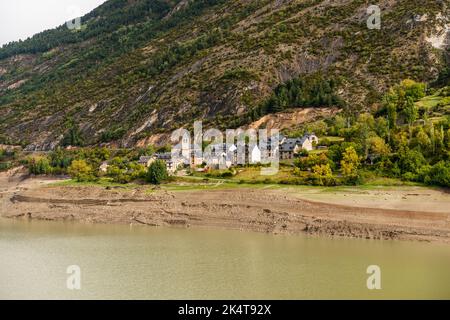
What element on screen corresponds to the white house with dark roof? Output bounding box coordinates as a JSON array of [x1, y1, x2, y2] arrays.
[[138, 156, 155, 167], [279, 133, 318, 159]]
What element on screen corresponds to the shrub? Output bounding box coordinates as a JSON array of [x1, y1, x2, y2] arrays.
[[0, 162, 12, 171], [422, 161, 450, 187], [107, 165, 130, 184], [294, 153, 330, 170], [49, 149, 73, 169], [28, 156, 52, 175]]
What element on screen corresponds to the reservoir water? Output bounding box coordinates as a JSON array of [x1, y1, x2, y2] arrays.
[[1, 218, 449, 299]]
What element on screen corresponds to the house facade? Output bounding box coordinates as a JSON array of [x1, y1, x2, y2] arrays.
[[138, 153, 183, 174], [279, 133, 319, 160], [137, 156, 155, 167]]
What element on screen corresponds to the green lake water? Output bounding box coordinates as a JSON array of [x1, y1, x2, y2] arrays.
[[1, 218, 449, 299]]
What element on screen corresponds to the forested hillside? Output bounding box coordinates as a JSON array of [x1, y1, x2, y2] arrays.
[[0, 0, 448, 150]]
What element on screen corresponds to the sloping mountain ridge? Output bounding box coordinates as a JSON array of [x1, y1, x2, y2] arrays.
[[0, 0, 448, 150]]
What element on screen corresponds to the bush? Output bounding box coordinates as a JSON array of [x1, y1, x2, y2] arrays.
[[398, 149, 426, 175], [107, 165, 131, 184], [147, 160, 168, 185], [422, 161, 450, 187], [294, 153, 330, 170], [0, 162, 12, 171], [49, 149, 73, 169], [68, 159, 95, 182], [28, 156, 52, 175]]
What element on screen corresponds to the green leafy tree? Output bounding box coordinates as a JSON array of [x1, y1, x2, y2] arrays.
[[414, 128, 432, 155], [327, 142, 361, 165], [107, 165, 131, 184], [375, 117, 389, 139], [50, 148, 73, 169], [386, 102, 397, 132], [446, 128, 450, 150], [147, 160, 168, 184], [424, 161, 450, 187], [398, 149, 426, 175], [62, 124, 84, 147], [404, 96, 418, 136]]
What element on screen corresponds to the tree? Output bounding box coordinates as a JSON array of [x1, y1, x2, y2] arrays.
[[434, 125, 445, 155], [368, 136, 391, 157], [398, 149, 426, 175], [139, 145, 155, 157], [330, 115, 346, 135], [306, 120, 328, 136], [447, 128, 450, 150], [295, 153, 329, 170], [312, 164, 333, 186], [62, 123, 84, 147], [386, 102, 397, 132], [340, 146, 360, 182], [354, 113, 375, 157], [404, 96, 418, 136], [327, 142, 361, 165], [147, 160, 168, 184], [414, 128, 432, 155], [424, 161, 450, 187], [401, 79, 426, 101], [107, 165, 131, 184], [68, 159, 94, 182], [50, 148, 72, 169], [374, 117, 389, 139], [156, 145, 171, 153]]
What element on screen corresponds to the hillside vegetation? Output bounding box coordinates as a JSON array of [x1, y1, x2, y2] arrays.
[[0, 0, 448, 150]]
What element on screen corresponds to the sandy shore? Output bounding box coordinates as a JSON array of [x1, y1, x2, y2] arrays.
[[1, 169, 450, 243]]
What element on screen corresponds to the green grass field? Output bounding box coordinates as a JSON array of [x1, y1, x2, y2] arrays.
[[48, 163, 429, 194], [415, 95, 443, 109]]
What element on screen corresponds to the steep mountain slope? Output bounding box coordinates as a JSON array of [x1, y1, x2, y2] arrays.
[[0, 0, 448, 150]]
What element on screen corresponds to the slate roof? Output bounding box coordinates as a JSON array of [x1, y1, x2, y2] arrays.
[[155, 152, 171, 160], [138, 156, 154, 163], [280, 137, 307, 152]]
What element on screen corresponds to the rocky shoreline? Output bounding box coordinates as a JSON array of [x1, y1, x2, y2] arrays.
[[1, 175, 449, 243]]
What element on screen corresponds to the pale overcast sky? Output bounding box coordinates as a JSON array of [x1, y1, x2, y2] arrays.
[[0, 0, 108, 46]]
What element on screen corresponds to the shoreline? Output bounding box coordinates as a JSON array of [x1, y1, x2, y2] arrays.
[[1, 171, 449, 244]]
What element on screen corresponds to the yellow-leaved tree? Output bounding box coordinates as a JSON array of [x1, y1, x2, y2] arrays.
[[68, 159, 94, 182], [312, 164, 333, 186], [340, 146, 360, 183]]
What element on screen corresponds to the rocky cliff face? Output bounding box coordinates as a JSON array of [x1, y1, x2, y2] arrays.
[[0, 0, 448, 149]]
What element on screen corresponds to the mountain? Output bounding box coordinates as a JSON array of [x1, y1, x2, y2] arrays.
[[0, 0, 448, 150]]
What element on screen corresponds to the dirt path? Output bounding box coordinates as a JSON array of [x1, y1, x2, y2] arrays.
[[1, 171, 449, 243]]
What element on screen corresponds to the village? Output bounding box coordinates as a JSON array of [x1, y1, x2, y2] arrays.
[[137, 133, 320, 174]]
